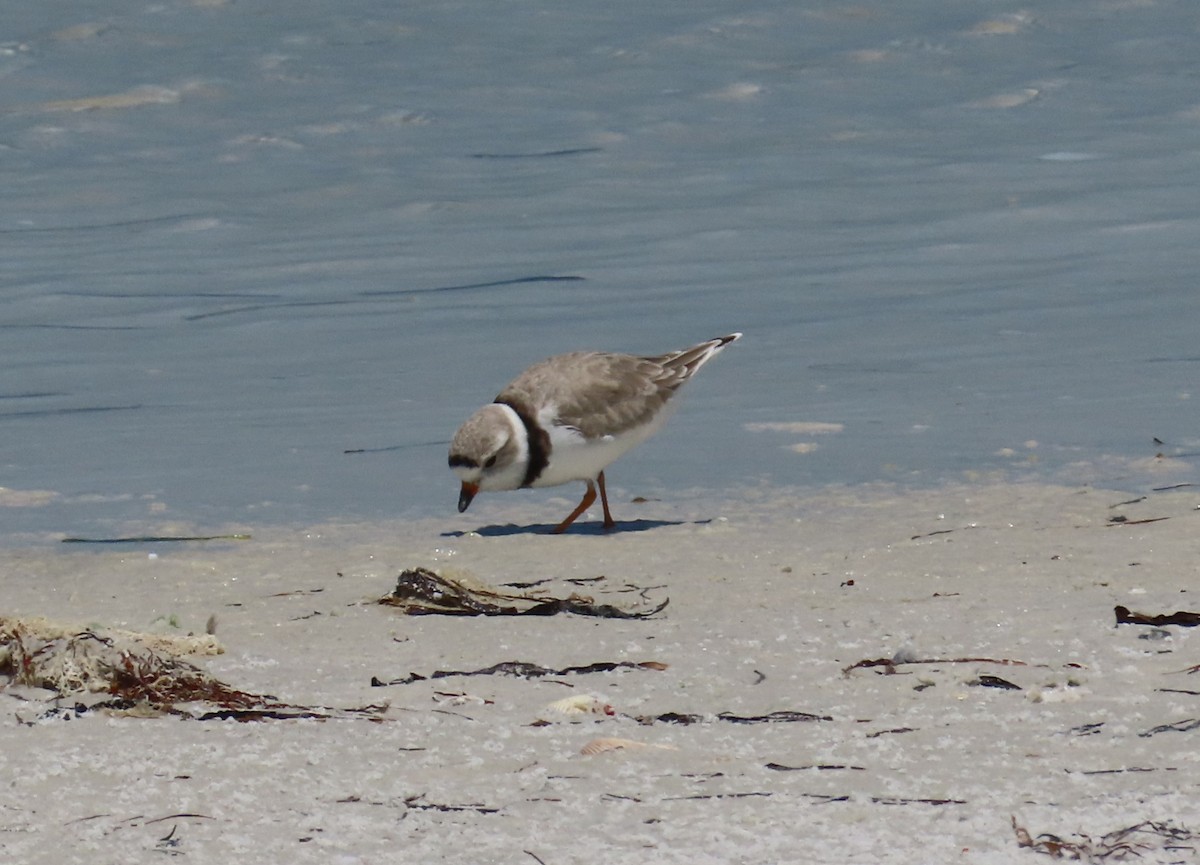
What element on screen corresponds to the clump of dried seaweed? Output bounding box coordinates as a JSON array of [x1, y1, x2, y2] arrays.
[[1012, 816, 1197, 860], [378, 567, 667, 618], [0, 617, 384, 723], [1, 617, 223, 697], [1, 614, 222, 659], [2, 624, 245, 718]]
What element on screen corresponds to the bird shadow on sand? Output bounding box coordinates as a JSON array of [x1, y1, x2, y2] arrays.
[[441, 518, 707, 538]]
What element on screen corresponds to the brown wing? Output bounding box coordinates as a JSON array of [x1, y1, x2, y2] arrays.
[[642, 333, 740, 381], [496, 335, 739, 439], [497, 351, 681, 439]]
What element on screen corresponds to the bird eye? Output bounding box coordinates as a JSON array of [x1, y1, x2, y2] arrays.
[[484, 455, 497, 469]]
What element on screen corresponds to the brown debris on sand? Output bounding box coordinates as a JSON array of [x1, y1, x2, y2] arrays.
[[378, 567, 668, 618], [1, 616, 255, 716], [0, 616, 383, 723], [842, 655, 1037, 677], [1114, 605, 1200, 627], [1012, 816, 1197, 860], [1, 614, 222, 659], [371, 658, 667, 687], [639, 709, 832, 726]]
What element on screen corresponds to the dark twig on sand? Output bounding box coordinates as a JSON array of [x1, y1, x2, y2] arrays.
[[842, 656, 1037, 677], [1138, 718, 1200, 737], [61, 534, 250, 544], [1115, 605, 1200, 627], [370, 659, 667, 688], [638, 709, 832, 726]]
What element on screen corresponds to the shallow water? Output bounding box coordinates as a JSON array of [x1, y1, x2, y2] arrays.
[[3, 1, 1198, 541]]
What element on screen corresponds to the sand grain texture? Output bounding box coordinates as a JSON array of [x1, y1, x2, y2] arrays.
[[1, 483, 1197, 863]]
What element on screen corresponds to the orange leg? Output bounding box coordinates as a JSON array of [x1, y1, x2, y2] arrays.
[[596, 470, 616, 530], [552, 480, 597, 534], [551, 473, 618, 534]]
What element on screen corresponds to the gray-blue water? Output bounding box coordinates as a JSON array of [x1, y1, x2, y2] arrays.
[[3, 1, 1198, 541]]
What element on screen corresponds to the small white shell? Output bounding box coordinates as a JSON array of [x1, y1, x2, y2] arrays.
[[580, 737, 678, 756], [433, 693, 489, 707], [543, 694, 615, 718]]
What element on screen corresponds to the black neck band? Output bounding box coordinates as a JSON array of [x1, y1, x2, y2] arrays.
[[495, 398, 550, 488]]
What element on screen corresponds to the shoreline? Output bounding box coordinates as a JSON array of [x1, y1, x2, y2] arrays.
[[1, 451, 1195, 548]]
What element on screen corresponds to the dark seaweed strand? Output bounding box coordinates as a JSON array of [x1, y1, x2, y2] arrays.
[[495, 397, 549, 487]]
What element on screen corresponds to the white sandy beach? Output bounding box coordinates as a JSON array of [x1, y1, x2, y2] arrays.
[[2, 480, 1197, 864]]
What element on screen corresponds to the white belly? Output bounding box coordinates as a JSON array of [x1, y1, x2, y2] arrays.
[[532, 413, 671, 488]]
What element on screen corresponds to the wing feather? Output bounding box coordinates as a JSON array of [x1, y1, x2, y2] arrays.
[[494, 335, 739, 440]]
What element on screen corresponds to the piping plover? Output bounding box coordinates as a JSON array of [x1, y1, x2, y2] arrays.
[[449, 333, 741, 533]]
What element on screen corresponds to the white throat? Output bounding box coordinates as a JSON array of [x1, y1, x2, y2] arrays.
[[480, 402, 531, 491]]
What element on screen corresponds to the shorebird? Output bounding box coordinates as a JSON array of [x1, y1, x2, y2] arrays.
[[449, 333, 740, 533]]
